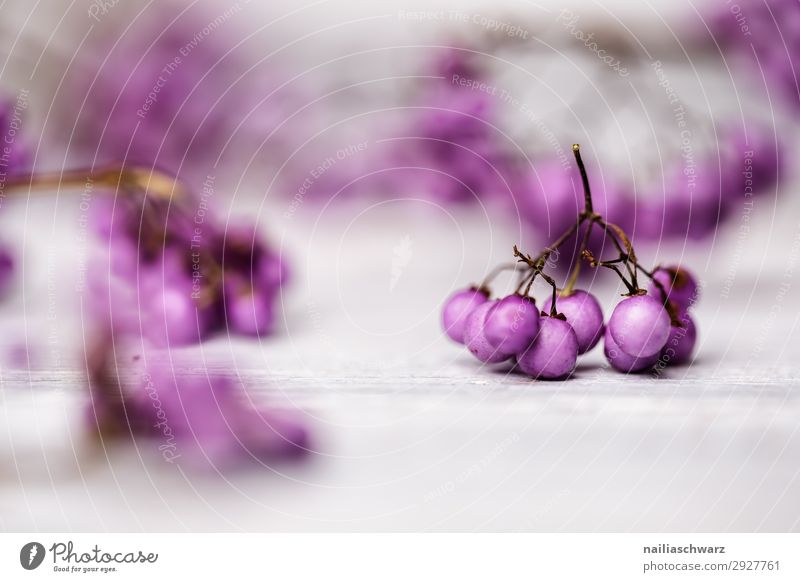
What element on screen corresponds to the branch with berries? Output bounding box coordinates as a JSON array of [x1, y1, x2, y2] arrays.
[[5, 164, 287, 345], [442, 145, 700, 379]]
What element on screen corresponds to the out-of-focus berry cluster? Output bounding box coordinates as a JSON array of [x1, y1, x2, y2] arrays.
[[88, 182, 287, 347], [85, 331, 308, 470], [707, 0, 800, 110]]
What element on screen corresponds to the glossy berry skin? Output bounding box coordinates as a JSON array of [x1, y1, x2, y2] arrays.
[[603, 327, 658, 373], [660, 313, 698, 366], [442, 287, 489, 344], [608, 294, 670, 358], [463, 301, 512, 364], [484, 295, 540, 354], [543, 290, 604, 354], [516, 316, 578, 379], [649, 266, 699, 311]]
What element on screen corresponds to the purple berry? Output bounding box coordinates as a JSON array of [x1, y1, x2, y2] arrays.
[[516, 316, 578, 379], [608, 294, 671, 358], [603, 326, 658, 373], [140, 273, 207, 347], [519, 162, 581, 237], [442, 287, 489, 344], [543, 290, 604, 354], [224, 274, 276, 336], [484, 294, 540, 354], [660, 312, 698, 366], [649, 266, 699, 312], [0, 244, 14, 299], [258, 252, 289, 289], [463, 301, 512, 364]]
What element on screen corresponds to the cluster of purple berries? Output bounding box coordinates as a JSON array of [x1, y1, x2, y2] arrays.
[[442, 145, 701, 379], [85, 330, 308, 470], [605, 267, 699, 373], [443, 265, 698, 379], [88, 170, 287, 347]]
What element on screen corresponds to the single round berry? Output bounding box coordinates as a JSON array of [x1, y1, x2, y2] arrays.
[[142, 276, 207, 347], [649, 266, 699, 311], [543, 290, 604, 354], [660, 312, 698, 366], [603, 326, 658, 373], [608, 294, 670, 358], [0, 245, 14, 299], [442, 287, 489, 344], [484, 294, 540, 354], [463, 301, 512, 364], [516, 316, 578, 379], [224, 275, 276, 336]]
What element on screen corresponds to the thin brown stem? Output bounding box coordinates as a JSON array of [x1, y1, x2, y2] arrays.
[[537, 270, 560, 316], [635, 263, 679, 323], [563, 218, 596, 295], [533, 214, 585, 265], [572, 144, 593, 215], [480, 262, 520, 289], [601, 263, 637, 295], [3, 165, 188, 201]]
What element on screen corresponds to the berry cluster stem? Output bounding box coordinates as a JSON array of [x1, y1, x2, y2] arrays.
[[504, 143, 667, 313]]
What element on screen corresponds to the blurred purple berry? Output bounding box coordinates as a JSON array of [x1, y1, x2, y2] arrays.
[[0, 244, 14, 299], [87, 182, 287, 347], [148, 368, 308, 469], [84, 331, 309, 470], [387, 48, 513, 204], [223, 273, 276, 337], [62, 5, 297, 186], [707, 0, 800, 110]]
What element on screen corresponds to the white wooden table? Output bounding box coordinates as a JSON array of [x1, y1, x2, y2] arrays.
[[1, 196, 798, 532]]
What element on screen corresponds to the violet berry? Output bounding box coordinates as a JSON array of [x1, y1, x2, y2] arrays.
[[603, 326, 658, 373], [463, 301, 512, 364], [224, 273, 276, 336], [608, 294, 671, 358], [0, 244, 14, 299], [543, 290, 604, 354], [150, 369, 309, 469], [659, 312, 698, 366], [649, 266, 699, 311], [516, 316, 578, 380], [139, 272, 208, 348], [484, 294, 540, 354], [442, 287, 489, 344]]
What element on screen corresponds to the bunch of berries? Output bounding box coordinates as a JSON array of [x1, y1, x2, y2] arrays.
[[442, 145, 700, 379]]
